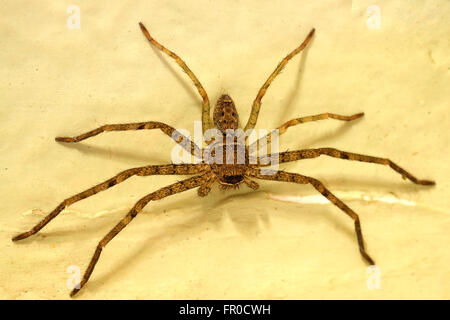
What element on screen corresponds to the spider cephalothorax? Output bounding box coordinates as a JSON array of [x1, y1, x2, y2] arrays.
[[13, 22, 435, 298]]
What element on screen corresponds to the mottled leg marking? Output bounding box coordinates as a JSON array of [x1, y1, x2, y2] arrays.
[[197, 175, 217, 197], [139, 22, 212, 134], [272, 148, 435, 185], [244, 177, 259, 190], [249, 112, 364, 151], [12, 164, 209, 241], [246, 169, 375, 265], [277, 112, 364, 134], [70, 172, 212, 296], [55, 121, 202, 159], [244, 28, 315, 131]]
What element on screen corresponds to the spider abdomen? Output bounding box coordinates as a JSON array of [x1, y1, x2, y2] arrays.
[[213, 94, 239, 132], [212, 163, 247, 189]]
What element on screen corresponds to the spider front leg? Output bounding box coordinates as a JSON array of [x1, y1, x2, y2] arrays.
[[246, 169, 375, 265], [139, 22, 212, 134], [277, 148, 435, 185], [56, 121, 202, 159], [244, 28, 315, 131], [70, 172, 214, 297], [12, 164, 209, 241]]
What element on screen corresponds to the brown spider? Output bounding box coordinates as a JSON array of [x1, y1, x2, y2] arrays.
[[12, 22, 435, 297]]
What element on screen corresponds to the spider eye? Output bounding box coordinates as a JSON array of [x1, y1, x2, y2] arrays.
[[232, 112, 235, 116], [221, 112, 225, 116]]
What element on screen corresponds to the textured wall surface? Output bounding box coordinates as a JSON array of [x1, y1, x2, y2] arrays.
[[1, 0, 449, 299]]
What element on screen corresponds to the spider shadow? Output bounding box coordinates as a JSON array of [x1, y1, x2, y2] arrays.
[[84, 196, 366, 298], [325, 177, 434, 194], [267, 166, 433, 195], [80, 179, 381, 297], [56, 141, 170, 164], [274, 118, 363, 154], [34, 176, 388, 298], [253, 182, 356, 238], [298, 117, 364, 148], [81, 188, 274, 295], [208, 188, 272, 235], [146, 31, 315, 129]]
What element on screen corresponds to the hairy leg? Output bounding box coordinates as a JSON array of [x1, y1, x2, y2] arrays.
[[246, 169, 375, 265], [272, 148, 435, 185], [70, 172, 214, 296], [277, 112, 364, 134], [197, 175, 217, 197], [12, 164, 209, 241], [244, 28, 315, 131], [248, 112, 363, 151], [139, 22, 212, 133], [56, 121, 202, 159]]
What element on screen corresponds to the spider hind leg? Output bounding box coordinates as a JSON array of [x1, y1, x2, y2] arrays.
[[247, 169, 376, 265]]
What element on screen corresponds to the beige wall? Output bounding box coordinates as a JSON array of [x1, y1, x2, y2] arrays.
[[1, 0, 449, 299]]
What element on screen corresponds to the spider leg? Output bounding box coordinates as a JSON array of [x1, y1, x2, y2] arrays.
[[70, 172, 213, 296], [246, 169, 375, 265], [139, 22, 212, 134], [244, 177, 259, 190], [56, 121, 202, 159], [277, 112, 364, 134], [12, 164, 209, 241], [249, 112, 363, 150], [273, 148, 435, 185], [244, 28, 315, 132], [197, 176, 217, 197]]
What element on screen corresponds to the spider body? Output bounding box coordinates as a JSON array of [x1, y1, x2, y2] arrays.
[[12, 23, 434, 297], [206, 93, 253, 191]]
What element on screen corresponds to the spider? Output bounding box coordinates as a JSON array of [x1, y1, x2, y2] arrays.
[[13, 22, 435, 297]]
